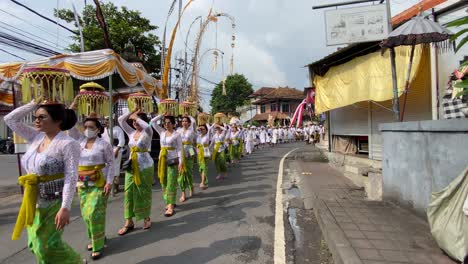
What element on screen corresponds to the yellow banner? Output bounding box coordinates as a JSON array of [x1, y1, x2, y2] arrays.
[[314, 45, 429, 114]]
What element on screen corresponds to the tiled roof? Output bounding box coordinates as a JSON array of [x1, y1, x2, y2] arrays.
[[248, 87, 276, 98], [262, 87, 304, 100], [251, 111, 291, 121]]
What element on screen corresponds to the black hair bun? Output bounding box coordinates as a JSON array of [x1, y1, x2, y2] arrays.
[[61, 109, 77, 130]]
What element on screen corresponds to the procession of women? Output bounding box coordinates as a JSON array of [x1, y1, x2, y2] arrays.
[[3, 80, 326, 263]]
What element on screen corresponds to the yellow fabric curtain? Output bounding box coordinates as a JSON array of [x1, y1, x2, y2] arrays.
[[314, 45, 429, 114]]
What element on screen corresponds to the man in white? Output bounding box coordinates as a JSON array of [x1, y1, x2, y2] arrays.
[[102, 115, 126, 195], [304, 124, 310, 144], [319, 124, 325, 142]]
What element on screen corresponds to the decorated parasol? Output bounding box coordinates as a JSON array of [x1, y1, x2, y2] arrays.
[[21, 67, 74, 104], [197, 112, 211, 125], [128, 92, 153, 113], [158, 98, 179, 116], [381, 14, 453, 121], [213, 112, 226, 125], [75, 82, 109, 117], [179, 101, 197, 116]]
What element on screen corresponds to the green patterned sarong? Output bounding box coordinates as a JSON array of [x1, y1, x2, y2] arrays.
[[198, 158, 209, 185], [124, 166, 153, 220], [215, 151, 227, 173], [162, 165, 178, 205], [230, 143, 240, 161], [178, 156, 194, 191], [79, 186, 108, 252], [27, 200, 82, 264]]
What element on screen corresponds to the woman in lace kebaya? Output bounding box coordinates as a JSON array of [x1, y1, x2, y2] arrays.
[[5, 100, 82, 263], [150, 114, 183, 217], [68, 106, 114, 260], [176, 115, 197, 202], [211, 124, 228, 180], [196, 123, 212, 189], [118, 110, 154, 235], [229, 124, 242, 164]]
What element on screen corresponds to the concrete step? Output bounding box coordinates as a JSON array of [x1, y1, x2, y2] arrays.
[[344, 163, 370, 176]]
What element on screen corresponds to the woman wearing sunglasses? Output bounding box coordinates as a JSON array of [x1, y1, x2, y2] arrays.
[[5, 99, 83, 263]]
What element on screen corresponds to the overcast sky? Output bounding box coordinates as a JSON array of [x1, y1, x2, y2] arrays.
[[0, 0, 422, 110]]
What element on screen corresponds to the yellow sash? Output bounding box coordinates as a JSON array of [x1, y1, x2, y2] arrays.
[[130, 146, 149, 186], [158, 147, 175, 185], [12, 173, 64, 240], [180, 141, 193, 174], [197, 143, 209, 166], [212, 142, 222, 161], [78, 164, 106, 188]]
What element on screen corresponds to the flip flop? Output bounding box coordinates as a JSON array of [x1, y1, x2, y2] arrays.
[[117, 224, 135, 236], [164, 208, 175, 217], [91, 251, 103, 260]]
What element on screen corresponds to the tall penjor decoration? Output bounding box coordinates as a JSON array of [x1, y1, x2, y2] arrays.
[[128, 92, 154, 113], [179, 101, 197, 116], [158, 98, 179, 116], [75, 82, 110, 117], [21, 67, 74, 104]]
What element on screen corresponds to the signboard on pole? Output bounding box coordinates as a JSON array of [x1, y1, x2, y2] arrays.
[[325, 4, 389, 46]]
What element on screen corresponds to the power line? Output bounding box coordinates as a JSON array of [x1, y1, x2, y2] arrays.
[[9, 0, 79, 36], [0, 8, 74, 46], [0, 22, 68, 51], [0, 46, 25, 60], [0, 31, 60, 57]]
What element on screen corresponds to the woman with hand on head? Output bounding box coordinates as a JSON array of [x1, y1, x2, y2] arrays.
[[68, 100, 114, 260], [196, 123, 212, 189], [4, 98, 83, 263], [211, 123, 228, 180], [176, 115, 197, 203], [150, 113, 183, 217], [117, 109, 154, 235]]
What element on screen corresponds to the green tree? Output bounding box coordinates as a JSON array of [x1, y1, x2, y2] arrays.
[[55, 2, 161, 75], [210, 74, 254, 115]]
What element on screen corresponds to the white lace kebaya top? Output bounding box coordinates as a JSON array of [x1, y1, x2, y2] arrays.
[[118, 112, 154, 170], [176, 116, 196, 157], [196, 123, 212, 146], [211, 127, 227, 152], [4, 102, 80, 209], [150, 115, 183, 164], [68, 128, 114, 185], [102, 126, 125, 147], [230, 130, 242, 146]]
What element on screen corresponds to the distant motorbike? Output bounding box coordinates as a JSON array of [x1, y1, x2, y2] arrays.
[[0, 137, 14, 154]]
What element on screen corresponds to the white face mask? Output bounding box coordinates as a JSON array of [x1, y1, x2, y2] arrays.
[[84, 128, 98, 139]]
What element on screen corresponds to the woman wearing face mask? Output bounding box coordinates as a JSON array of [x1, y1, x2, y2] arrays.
[[150, 114, 183, 217], [196, 123, 212, 189], [4, 99, 82, 263], [68, 106, 114, 260], [117, 110, 154, 235], [176, 115, 196, 203], [211, 123, 228, 180]]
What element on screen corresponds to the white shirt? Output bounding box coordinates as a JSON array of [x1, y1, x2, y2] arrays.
[[177, 116, 196, 157], [4, 102, 79, 209], [151, 115, 183, 164], [102, 126, 125, 147], [211, 128, 227, 152], [119, 112, 154, 170]]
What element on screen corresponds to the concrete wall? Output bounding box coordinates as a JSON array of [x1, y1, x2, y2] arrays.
[[380, 119, 468, 216]]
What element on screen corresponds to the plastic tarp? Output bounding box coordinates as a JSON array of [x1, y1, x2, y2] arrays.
[[427, 167, 468, 261], [0, 49, 162, 97], [313, 45, 429, 114]]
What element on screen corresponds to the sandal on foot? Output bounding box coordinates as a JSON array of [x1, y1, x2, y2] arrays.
[[164, 208, 175, 217], [117, 224, 134, 236], [143, 218, 152, 230], [86, 244, 93, 251], [91, 251, 103, 260]]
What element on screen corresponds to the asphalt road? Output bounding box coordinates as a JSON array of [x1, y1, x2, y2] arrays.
[[0, 143, 301, 264]]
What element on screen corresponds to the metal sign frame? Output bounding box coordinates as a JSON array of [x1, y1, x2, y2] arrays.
[[324, 3, 390, 46]]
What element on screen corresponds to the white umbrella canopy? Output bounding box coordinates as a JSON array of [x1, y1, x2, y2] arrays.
[[381, 15, 453, 121]]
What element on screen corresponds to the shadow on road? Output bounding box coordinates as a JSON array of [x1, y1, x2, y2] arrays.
[[136, 236, 262, 264]]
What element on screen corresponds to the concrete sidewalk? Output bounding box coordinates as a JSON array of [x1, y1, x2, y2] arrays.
[[290, 147, 457, 264]]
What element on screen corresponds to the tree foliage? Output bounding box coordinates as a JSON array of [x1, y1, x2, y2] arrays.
[[210, 74, 254, 115], [55, 2, 161, 74]]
